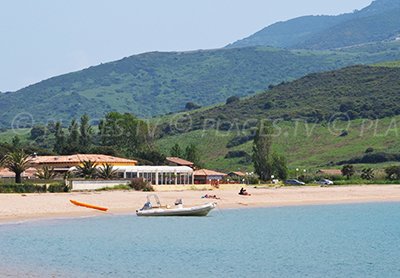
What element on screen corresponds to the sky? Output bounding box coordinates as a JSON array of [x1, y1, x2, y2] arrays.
[[0, 0, 372, 92]]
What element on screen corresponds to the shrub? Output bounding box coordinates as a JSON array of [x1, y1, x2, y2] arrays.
[[226, 96, 240, 105], [339, 130, 349, 137], [0, 183, 46, 193], [225, 150, 251, 159], [325, 175, 346, 181], [298, 175, 315, 183], [247, 176, 260, 185], [185, 102, 201, 111], [263, 101, 273, 110], [337, 152, 400, 165], [130, 178, 154, 192], [365, 147, 374, 153], [385, 166, 400, 180], [226, 134, 255, 148], [47, 183, 70, 193]]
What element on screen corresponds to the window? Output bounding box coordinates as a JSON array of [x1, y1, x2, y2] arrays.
[[126, 172, 137, 179]]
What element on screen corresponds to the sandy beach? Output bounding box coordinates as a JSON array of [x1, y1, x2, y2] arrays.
[[1, 185, 400, 223]]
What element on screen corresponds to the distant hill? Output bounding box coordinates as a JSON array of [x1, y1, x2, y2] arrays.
[[2, 43, 400, 128], [228, 0, 400, 50], [161, 64, 400, 134]]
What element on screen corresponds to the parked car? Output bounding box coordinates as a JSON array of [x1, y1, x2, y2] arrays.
[[317, 179, 334, 186], [285, 179, 305, 186]]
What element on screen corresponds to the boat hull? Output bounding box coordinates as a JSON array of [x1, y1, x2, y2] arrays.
[[136, 202, 216, 217]]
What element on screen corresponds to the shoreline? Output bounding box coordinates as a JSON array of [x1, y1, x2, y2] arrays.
[[1, 185, 400, 224]]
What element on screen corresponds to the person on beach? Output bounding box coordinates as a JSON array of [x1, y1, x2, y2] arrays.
[[202, 194, 220, 200], [239, 188, 251, 196]]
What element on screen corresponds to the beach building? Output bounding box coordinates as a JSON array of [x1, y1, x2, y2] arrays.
[[194, 169, 227, 184], [228, 171, 246, 183], [30, 154, 137, 174], [166, 157, 195, 168], [1, 153, 230, 188], [110, 165, 194, 185]]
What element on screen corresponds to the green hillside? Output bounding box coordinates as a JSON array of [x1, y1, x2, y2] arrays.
[[228, 0, 400, 50], [1, 44, 400, 129], [157, 116, 400, 172], [156, 63, 400, 171], [161, 64, 400, 135]]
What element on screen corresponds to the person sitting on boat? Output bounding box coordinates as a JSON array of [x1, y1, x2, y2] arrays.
[[239, 188, 251, 196], [141, 201, 152, 211]]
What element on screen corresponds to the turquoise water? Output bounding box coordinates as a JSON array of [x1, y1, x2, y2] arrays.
[[1, 203, 400, 277]]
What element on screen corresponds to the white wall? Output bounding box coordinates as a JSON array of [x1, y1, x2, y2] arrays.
[[70, 180, 130, 191]]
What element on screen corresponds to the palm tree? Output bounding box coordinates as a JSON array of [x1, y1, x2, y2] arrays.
[[35, 166, 57, 180], [97, 163, 118, 180], [361, 168, 374, 180], [75, 160, 98, 179], [1, 150, 31, 183], [341, 164, 355, 180]]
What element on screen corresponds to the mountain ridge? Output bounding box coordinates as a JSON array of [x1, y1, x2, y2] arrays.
[[228, 0, 400, 50]]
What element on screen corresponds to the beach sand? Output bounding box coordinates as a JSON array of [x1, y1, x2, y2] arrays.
[[1, 185, 400, 223]]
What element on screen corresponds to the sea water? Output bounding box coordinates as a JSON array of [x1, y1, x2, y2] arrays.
[[1, 203, 400, 277]]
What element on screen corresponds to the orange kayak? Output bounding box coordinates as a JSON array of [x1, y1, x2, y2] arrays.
[[70, 200, 108, 212]]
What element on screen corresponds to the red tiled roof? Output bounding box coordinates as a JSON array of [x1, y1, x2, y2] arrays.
[[0, 167, 37, 178], [30, 154, 137, 165], [194, 169, 227, 177], [229, 171, 246, 177], [166, 157, 194, 166]]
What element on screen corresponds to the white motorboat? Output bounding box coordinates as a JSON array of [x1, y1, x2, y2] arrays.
[[136, 194, 216, 217]]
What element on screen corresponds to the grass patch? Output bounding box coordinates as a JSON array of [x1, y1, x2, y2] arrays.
[[95, 184, 132, 191]]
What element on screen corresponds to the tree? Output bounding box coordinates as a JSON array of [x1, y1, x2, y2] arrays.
[[138, 149, 166, 165], [271, 153, 288, 180], [226, 96, 240, 105], [185, 144, 200, 166], [252, 121, 273, 181], [97, 163, 118, 180], [341, 164, 355, 180], [361, 168, 374, 180], [75, 160, 98, 179], [54, 122, 66, 154], [1, 150, 31, 183], [185, 102, 201, 111], [79, 114, 93, 152], [12, 136, 21, 149], [66, 119, 80, 153], [30, 125, 46, 140], [35, 166, 57, 180], [99, 112, 153, 157], [170, 143, 182, 157]]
